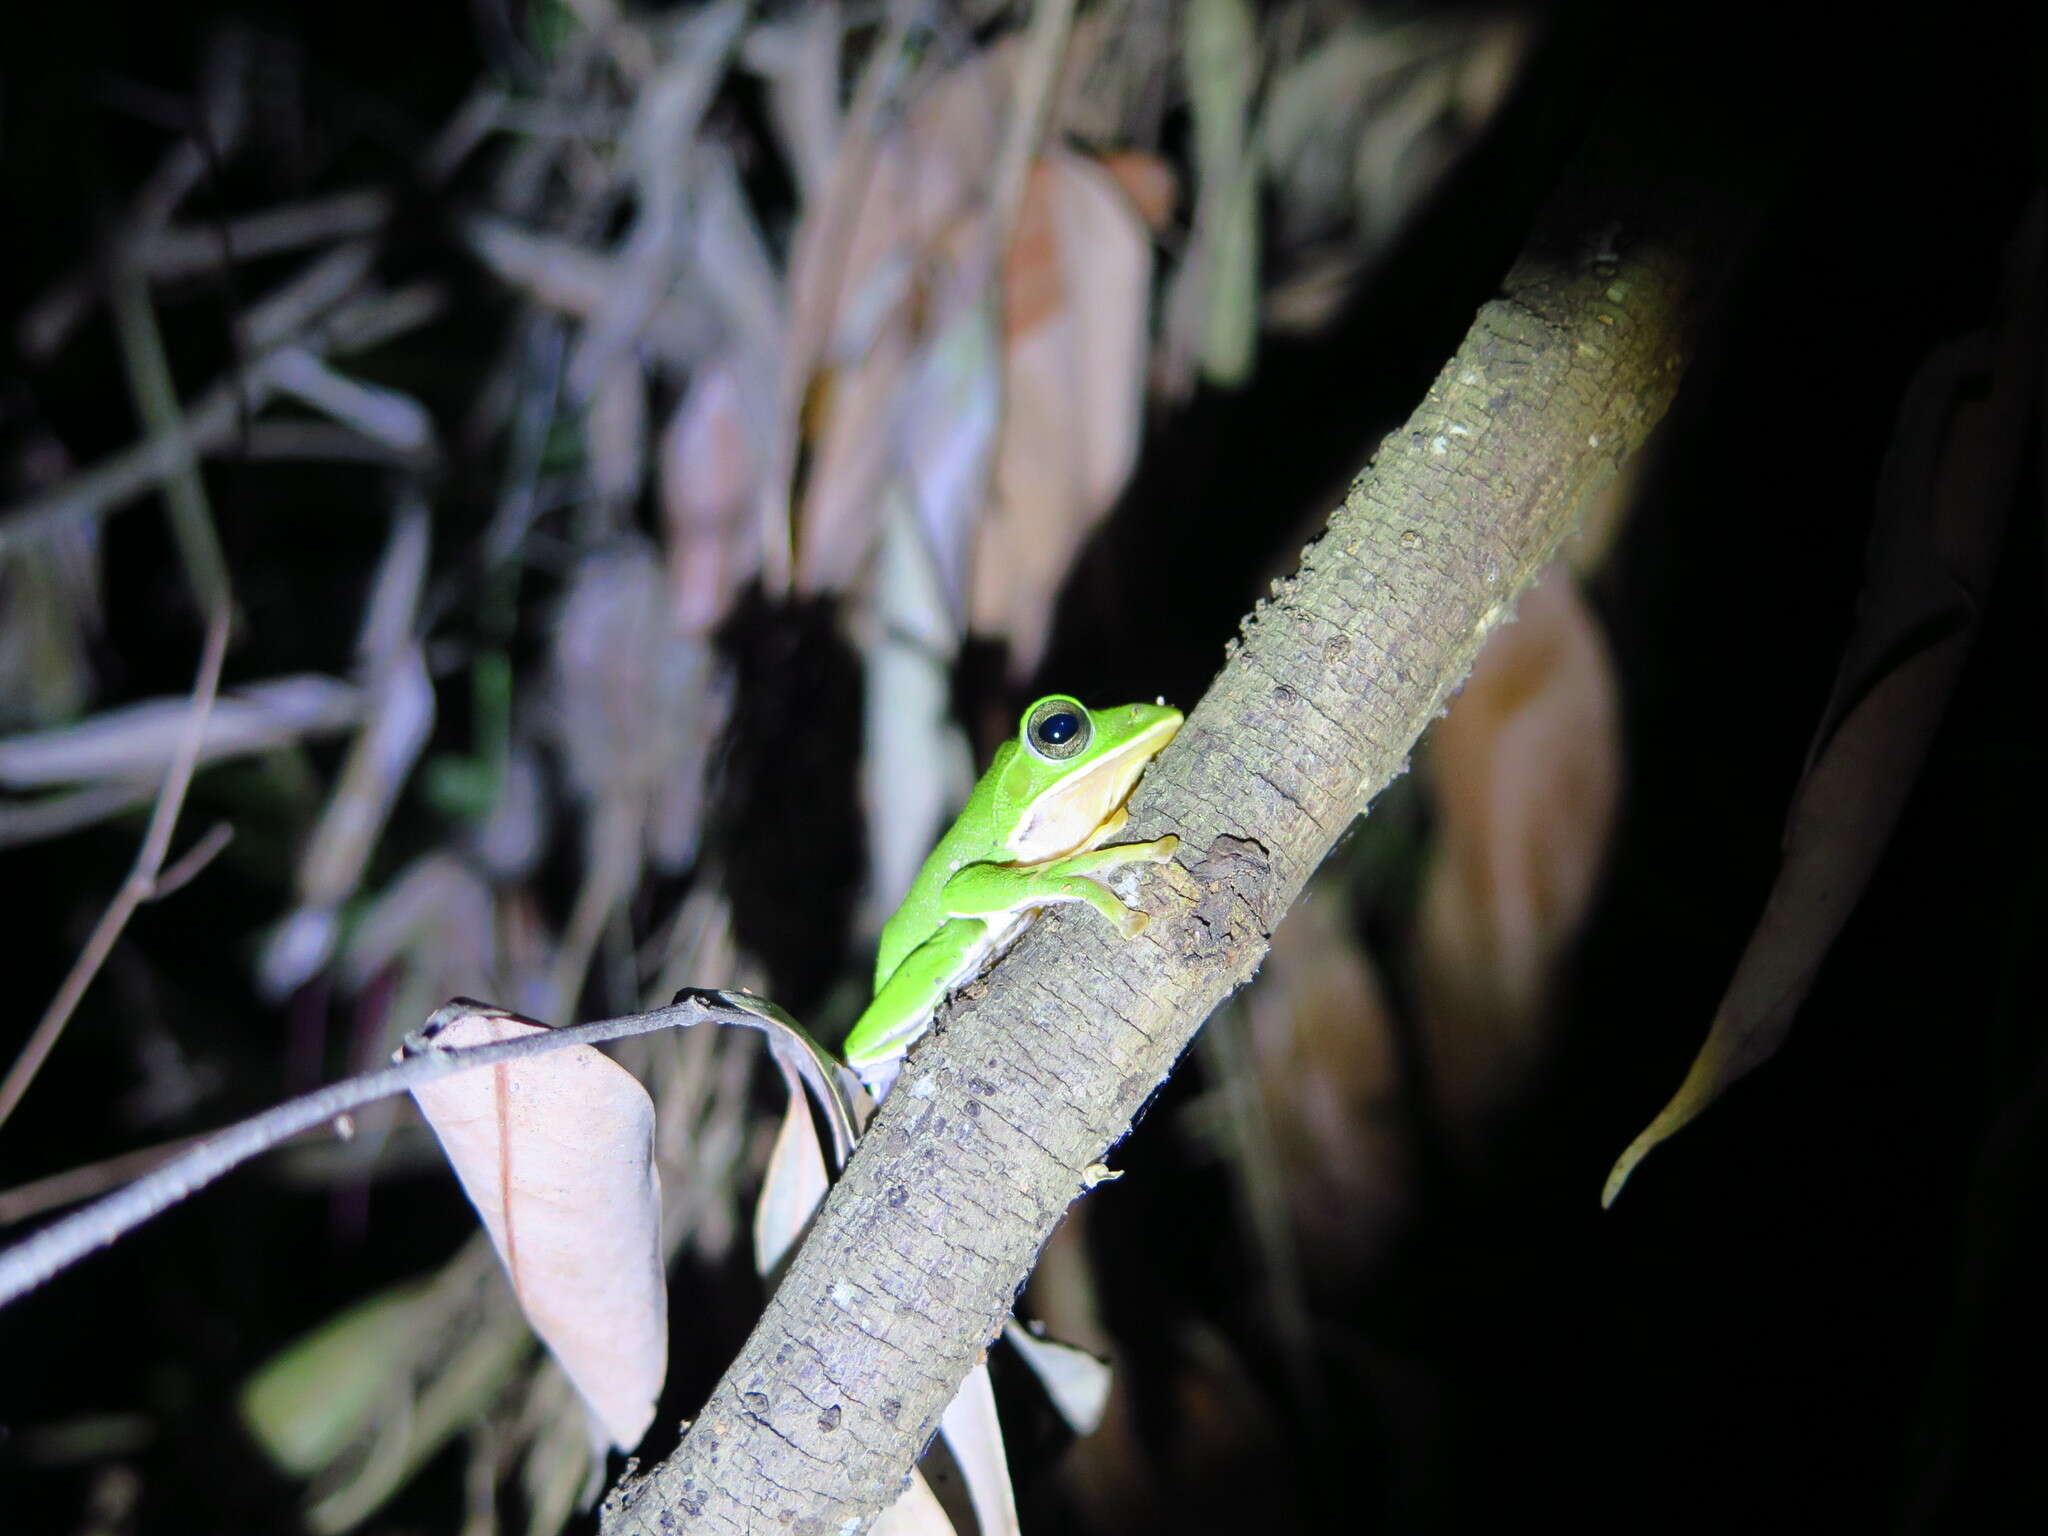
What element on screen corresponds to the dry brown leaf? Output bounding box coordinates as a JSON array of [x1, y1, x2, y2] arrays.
[[551, 540, 721, 874], [1417, 564, 1621, 1138], [783, 47, 1003, 596], [784, 41, 1156, 644], [1242, 884, 1408, 1290], [972, 150, 1154, 674], [586, 360, 648, 510], [410, 1008, 666, 1451], [661, 357, 766, 636], [1095, 150, 1178, 231], [1605, 199, 2045, 1204]]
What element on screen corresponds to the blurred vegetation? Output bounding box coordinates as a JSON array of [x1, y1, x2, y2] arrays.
[[1, 1, 2043, 1533]]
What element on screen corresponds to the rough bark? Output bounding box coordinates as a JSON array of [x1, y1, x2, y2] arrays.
[[603, 137, 1737, 1536]]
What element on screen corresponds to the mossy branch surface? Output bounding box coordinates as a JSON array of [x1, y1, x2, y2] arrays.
[[604, 141, 1737, 1536]]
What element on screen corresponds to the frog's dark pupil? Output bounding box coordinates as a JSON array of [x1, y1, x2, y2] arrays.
[[1039, 712, 1080, 745]]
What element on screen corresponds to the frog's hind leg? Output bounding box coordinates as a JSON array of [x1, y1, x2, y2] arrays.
[[847, 918, 991, 1076]]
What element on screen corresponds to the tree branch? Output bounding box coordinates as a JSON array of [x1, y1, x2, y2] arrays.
[[603, 128, 1743, 1536]]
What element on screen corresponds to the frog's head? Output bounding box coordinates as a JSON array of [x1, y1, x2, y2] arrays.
[[993, 695, 1183, 862]]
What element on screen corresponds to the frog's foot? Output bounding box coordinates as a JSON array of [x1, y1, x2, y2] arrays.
[[855, 1056, 901, 1102]]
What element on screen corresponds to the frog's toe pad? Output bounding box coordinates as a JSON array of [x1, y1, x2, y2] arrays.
[[1117, 908, 1150, 938]]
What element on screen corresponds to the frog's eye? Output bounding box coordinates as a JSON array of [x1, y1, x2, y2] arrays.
[[1025, 698, 1091, 761]]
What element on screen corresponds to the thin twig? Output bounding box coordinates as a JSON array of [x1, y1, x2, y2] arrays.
[[16, 37, 252, 360], [0, 1132, 208, 1228], [0, 637, 230, 1135], [141, 190, 393, 279], [0, 992, 847, 1309], [0, 265, 445, 557], [0, 263, 238, 1132], [110, 259, 231, 612], [149, 820, 236, 900]]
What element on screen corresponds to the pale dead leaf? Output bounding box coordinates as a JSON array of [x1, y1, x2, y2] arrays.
[[752, 1057, 829, 1278], [697, 146, 784, 334], [1417, 564, 1620, 1138], [1261, 23, 1411, 246], [261, 508, 435, 998], [741, 5, 842, 205], [901, 302, 1001, 618], [860, 494, 975, 929], [1002, 1319, 1112, 1436], [778, 37, 1156, 671], [871, 1469, 957, 1536], [0, 673, 358, 789], [409, 1008, 666, 1451], [1352, 61, 1455, 250], [938, 1359, 1020, 1536], [1605, 198, 2045, 1204], [468, 743, 549, 880], [1260, 18, 1531, 310], [793, 319, 915, 593]]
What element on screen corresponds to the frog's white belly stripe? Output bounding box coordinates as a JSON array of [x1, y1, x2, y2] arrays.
[[950, 909, 1031, 993]]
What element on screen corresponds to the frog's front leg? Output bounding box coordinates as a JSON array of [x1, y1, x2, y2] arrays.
[[943, 834, 1179, 937]]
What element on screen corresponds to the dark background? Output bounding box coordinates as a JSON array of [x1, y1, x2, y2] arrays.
[[2, 1, 2043, 1532]]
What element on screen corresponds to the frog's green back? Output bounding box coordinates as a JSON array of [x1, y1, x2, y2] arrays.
[[871, 740, 1020, 991]]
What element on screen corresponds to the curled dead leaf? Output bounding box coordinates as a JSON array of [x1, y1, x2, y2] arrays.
[[1604, 199, 2045, 1204], [408, 1006, 666, 1451]]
